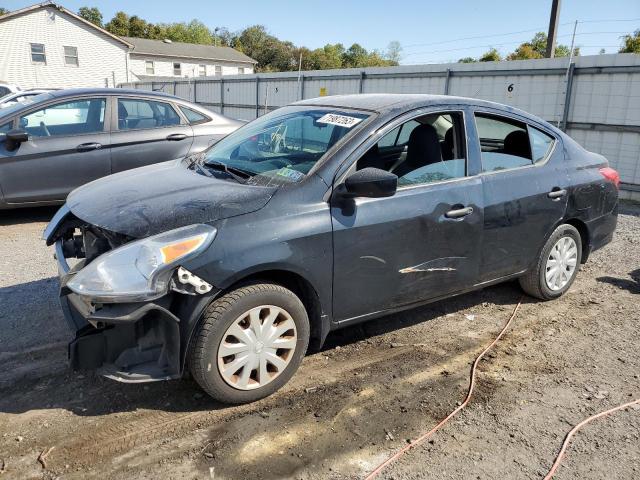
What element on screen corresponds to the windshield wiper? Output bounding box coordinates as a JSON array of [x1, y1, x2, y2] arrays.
[[204, 161, 252, 184]]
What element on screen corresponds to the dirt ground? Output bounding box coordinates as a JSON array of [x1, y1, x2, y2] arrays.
[[0, 204, 638, 480]]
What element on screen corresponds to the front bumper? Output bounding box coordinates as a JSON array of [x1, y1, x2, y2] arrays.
[[56, 241, 184, 383]]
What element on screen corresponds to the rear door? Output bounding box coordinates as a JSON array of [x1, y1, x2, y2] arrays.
[[110, 96, 193, 173], [0, 96, 111, 203], [474, 110, 569, 282]]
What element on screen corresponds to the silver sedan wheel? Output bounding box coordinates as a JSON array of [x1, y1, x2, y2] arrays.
[[545, 236, 578, 291], [217, 305, 297, 391]]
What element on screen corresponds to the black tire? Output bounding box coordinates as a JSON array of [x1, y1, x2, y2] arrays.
[[189, 282, 310, 404], [519, 224, 582, 300]]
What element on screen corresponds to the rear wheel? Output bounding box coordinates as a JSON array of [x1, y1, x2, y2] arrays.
[[189, 283, 310, 404], [519, 224, 582, 300]]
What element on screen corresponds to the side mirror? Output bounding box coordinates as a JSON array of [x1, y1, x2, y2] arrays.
[[4, 129, 29, 151], [341, 167, 397, 198]]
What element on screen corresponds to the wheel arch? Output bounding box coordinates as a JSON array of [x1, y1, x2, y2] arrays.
[[224, 269, 328, 351], [561, 217, 590, 263]]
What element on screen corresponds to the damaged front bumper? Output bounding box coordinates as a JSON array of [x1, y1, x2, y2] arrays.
[[56, 240, 215, 383]]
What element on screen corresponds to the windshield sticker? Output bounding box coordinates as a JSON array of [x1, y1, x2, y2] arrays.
[[275, 167, 305, 181], [317, 113, 363, 128]]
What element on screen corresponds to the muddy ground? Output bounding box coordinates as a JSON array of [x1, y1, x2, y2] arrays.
[[0, 204, 638, 480]]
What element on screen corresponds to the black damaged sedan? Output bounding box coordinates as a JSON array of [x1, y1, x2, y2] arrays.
[[44, 94, 618, 404]]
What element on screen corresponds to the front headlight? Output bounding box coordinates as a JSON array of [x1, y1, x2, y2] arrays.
[[67, 224, 217, 303]]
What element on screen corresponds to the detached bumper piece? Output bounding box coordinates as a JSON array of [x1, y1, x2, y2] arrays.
[[64, 294, 182, 383]]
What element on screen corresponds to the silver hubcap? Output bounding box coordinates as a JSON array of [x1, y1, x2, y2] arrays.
[[545, 236, 578, 291], [217, 305, 297, 390]]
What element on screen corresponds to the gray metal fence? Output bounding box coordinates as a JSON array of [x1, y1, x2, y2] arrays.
[[121, 54, 640, 198]]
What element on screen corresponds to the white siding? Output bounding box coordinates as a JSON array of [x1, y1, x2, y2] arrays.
[[0, 6, 129, 88], [129, 54, 253, 79]]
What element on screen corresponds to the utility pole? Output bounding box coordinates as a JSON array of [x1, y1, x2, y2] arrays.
[[546, 0, 562, 58]]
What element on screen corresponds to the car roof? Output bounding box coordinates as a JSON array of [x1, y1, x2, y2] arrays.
[[294, 93, 551, 127], [46, 88, 180, 100]]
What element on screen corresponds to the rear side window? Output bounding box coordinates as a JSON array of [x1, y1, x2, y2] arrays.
[[530, 127, 555, 163], [180, 106, 210, 125], [475, 114, 532, 172], [118, 98, 182, 130], [0, 121, 12, 134]]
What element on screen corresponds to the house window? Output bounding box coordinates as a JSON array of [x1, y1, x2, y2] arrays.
[[198, 64, 206, 76], [173, 62, 181, 76], [214, 65, 222, 76], [238, 67, 245, 74], [63, 46, 78, 66], [30, 43, 46, 64], [145, 60, 155, 75]]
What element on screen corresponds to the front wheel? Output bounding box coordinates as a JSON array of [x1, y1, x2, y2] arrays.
[[519, 224, 582, 300], [189, 283, 310, 404]]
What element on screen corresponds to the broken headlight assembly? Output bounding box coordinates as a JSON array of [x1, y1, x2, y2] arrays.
[[66, 224, 217, 303]]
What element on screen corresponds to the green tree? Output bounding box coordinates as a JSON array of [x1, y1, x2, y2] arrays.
[[386, 40, 402, 64], [77, 6, 103, 27], [0, 7, 9, 16], [479, 48, 501, 62], [342, 43, 369, 68], [619, 30, 640, 53], [105, 11, 130, 36], [308, 44, 345, 70], [128, 16, 148, 38], [507, 32, 577, 60], [458, 56, 477, 63]]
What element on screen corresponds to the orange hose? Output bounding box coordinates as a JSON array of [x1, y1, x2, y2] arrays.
[[543, 398, 640, 479], [364, 297, 524, 480]]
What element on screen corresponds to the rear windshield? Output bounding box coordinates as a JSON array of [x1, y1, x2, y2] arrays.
[[0, 92, 54, 118], [202, 106, 370, 186]]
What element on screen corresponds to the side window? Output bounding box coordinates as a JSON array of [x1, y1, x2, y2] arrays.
[[0, 121, 12, 134], [19, 98, 106, 137], [530, 127, 555, 163], [179, 106, 209, 125], [0, 86, 10, 97], [475, 114, 532, 172], [356, 112, 466, 187], [118, 98, 182, 130], [396, 120, 420, 146]]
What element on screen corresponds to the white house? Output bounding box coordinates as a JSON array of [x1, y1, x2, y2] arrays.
[[125, 37, 257, 81], [0, 2, 257, 90]]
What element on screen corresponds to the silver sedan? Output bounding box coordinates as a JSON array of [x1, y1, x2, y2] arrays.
[[0, 88, 243, 209]]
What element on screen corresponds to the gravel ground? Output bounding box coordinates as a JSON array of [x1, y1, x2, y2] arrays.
[[0, 203, 638, 480]]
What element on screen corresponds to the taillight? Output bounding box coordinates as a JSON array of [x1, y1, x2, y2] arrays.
[[599, 167, 620, 189]]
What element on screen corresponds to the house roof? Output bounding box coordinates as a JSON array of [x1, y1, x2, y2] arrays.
[[122, 37, 257, 64], [0, 3, 256, 65], [0, 2, 133, 48]]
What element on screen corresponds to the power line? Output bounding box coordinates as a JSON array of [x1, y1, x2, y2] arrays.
[[403, 19, 640, 50]]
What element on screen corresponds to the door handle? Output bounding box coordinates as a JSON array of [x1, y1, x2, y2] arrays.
[[445, 206, 474, 219], [547, 188, 567, 200], [166, 133, 188, 141], [76, 142, 102, 152]]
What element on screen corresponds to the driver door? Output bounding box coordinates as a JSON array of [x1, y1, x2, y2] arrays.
[[331, 110, 484, 323], [0, 96, 111, 204]]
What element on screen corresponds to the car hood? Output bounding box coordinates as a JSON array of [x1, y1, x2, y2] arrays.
[[66, 159, 277, 238]]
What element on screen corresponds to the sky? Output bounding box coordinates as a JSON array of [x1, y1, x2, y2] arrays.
[[2, 0, 639, 63]]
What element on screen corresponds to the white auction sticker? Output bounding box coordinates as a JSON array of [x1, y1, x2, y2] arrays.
[[317, 113, 363, 128]]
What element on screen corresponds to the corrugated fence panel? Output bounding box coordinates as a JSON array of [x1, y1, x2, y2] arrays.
[[568, 128, 640, 185], [258, 79, 300, 107], [174, 82, 195, 102], [302, 78, 360, 99], [194, 80, 221, 106], [363, 75, 445, 95], [570, 73, 640, 125]]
